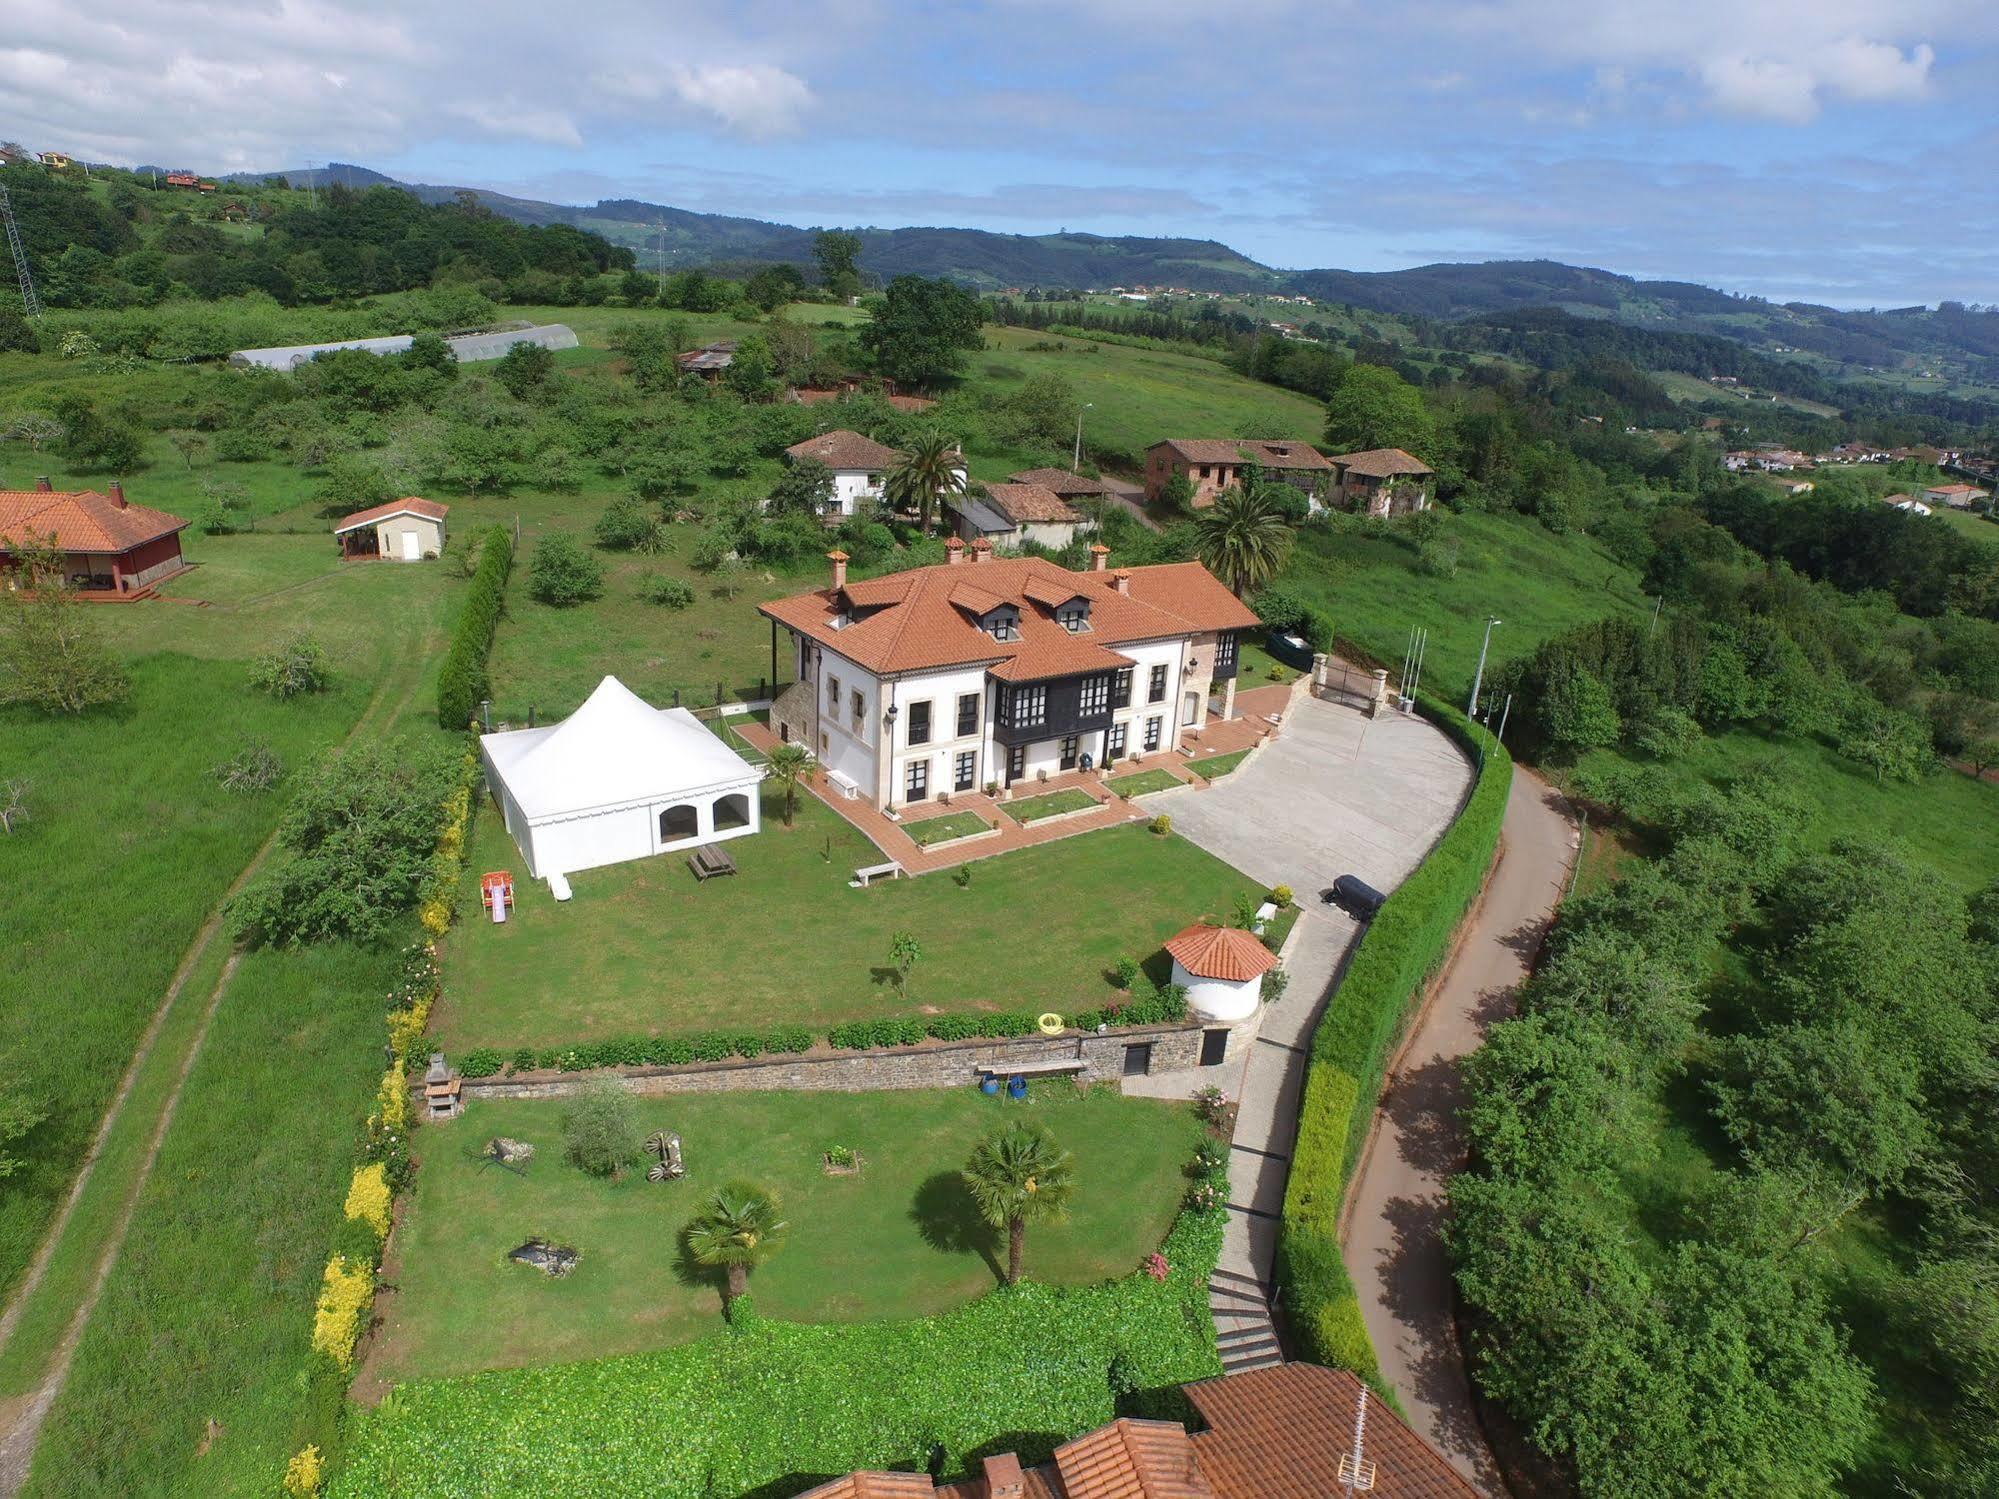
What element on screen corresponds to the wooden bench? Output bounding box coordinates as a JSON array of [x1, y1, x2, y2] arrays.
[[976, 1058, 1087, 1080], [851, 861, 903, 888], [687, 844, 738, 881]]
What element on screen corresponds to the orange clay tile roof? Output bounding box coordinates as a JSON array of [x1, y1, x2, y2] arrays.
[[332, 496, 450, 534], [1019, 573, 1089, 609], [1053, 1418, 1213, 1499], [1152, 439, 1334, 472], [1332, 448, 1434, 479], [1009, 467, 1112, 496], [985, 482, 1084, 525], [796, 1472, 941, 1499], [760, 555, 1258, 681], [0, 489, 188, 555], [1163, 924, 1278, 983], [786, 429, 903, 471], [1185, 1364, 1482, 1499]]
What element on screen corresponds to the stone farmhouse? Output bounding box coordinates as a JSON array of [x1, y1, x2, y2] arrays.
[[948, 482, 1088, 550], [1143, 438, 1335, 508], [785, 429, 970, 521], [0, 480, 189, 595], [761, 543, 1258, 810], [1330, 448, 1435, 515]]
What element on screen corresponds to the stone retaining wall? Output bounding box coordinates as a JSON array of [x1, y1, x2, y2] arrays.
[[458, 1021, 1207, 1102]]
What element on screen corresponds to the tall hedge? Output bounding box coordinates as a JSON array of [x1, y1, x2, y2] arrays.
[[1275, 699, 1512, 1388], [435, 526, 513, 730]]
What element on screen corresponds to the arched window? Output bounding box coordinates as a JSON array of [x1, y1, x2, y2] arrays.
[[712, 793, 751, 832], [659, 804, 699, 843]]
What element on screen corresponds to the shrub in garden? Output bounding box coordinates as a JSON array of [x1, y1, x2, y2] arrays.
[[460, 1047, 506, 1079], [1148, 814, 1172, 836], [562, 1078, 641, 1177], [310, 1253, 374, 1369], [638, 574, 695, 608], [344, 1162, 392, 1239], [250, 631, 331, 700], [230, 739, 455, 945], [211, 739, 282, 793], [594, 494, 658, 550], [435, 525, 512, 728], [529, 532, 605, 607], [282, 1445, 324, 1498], [1271, 884, 1293, 907]]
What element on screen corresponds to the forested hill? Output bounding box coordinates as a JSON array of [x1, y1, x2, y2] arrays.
[[219, 163, 1999, 375]]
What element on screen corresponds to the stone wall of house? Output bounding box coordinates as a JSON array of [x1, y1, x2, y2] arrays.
[[455, 1022, 1208, 1103], [768, 677, 814, 751]]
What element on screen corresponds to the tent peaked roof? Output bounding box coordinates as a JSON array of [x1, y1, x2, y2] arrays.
[[482, 676, 760, 821], [1165, 924, 1278, 983]]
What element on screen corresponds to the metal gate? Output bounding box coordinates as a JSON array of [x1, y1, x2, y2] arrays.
[[1316, 663, 1378, 712]]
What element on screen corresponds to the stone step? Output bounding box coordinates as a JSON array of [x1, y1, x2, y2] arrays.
[[1221, 1343, 1286, 1375], [1215, 1322, 1277, 1348], [1209, 1266, 1274, 1295]]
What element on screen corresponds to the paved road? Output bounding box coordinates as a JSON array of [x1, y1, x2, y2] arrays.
[[1128, 695, 1473, 1363], [1340, 769, 1576, 1494]]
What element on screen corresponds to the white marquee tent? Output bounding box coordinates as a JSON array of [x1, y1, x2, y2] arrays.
[[480, 676, 765, 881]]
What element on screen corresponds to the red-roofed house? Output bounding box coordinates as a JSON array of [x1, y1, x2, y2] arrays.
[[761, 543, 1258, 809], [0, 479, 190, 594], [1925, 482, 1989, 510], [785, 430, 968, 521], [1143, 439, 1335, 509], [332, 497, 450, 561], [1164, 923, 1279, 1023]]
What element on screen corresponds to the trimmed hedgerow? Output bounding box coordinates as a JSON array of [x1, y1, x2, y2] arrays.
[[434, 526, 513, 730], [474, 991, 1194, 1080], [331, 1184, 1226, 1497], [1275, 697, 1511, 1392]]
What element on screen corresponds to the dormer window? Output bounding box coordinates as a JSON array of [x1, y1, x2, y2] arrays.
[[1058, 603, 1089, 633], [992, 616, 1017, 641]]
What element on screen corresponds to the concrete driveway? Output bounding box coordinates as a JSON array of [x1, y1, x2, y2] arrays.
[[1147, 691, 1474, 904]]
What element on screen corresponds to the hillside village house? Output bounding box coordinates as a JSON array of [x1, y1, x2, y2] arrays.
[[1144, 439, 1335, 508], [0, 480, 189, 594], [675, 340, 737, 377], [1926, 482, 1989, 510], [333, 497, 449, 561], [784, 429, 968, 521], [760, 542, 1259, 810], [948, 481, 1088, 549], [1329, 448, 1435, 514]]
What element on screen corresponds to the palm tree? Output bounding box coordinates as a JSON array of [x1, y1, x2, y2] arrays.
[[764, 742, 813, 828], [883, 430, 965, 535], [683, 1180, 788, 1313], [962, 1122, 1075, 1286], [1194, 485, 1294, 598]]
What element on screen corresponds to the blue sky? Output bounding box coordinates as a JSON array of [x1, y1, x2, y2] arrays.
[[6, 0, 1996, 306]]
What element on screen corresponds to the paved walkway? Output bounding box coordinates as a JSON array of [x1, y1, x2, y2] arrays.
[[1123, 695, 1473, 1373], [1340, 769, 1576, 1494]]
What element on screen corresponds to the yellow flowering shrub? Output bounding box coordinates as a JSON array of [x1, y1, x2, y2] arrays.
[[283, 1444, 324, 1497], [385, 1002, 430, 1070], [344, 1162, 392, 1239], [310, 1254, 374, 1369], [376, 1067, 408, 1135]]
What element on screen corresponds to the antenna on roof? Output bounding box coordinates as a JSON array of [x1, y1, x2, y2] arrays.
[[0, 185, 39, 318], [1338, 1386, 1377, 1493]]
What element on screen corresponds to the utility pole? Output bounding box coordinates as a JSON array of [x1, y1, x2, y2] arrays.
[[1648, 593, 1662, 637], [0, 185, 39, 317], [1495, 692, 1513, 745], [1072, 402, 1093, 472], [1467, 616, 1501, 719]]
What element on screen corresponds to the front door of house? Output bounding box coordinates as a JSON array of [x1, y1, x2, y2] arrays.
[[1122, 1042, 1152, 1077], [1182, 690, 1202, 728], [1059, 735, 1078, 771], [401, 529, 421, 560]]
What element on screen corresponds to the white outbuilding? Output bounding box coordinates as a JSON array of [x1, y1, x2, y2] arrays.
[[1163, 923, 1279, 1024], [479, 676, 765, 882]]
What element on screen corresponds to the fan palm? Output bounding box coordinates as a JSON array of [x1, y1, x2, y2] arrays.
[[682, 1180, 788, 1311], [962, 1121, 1075, 1286], [764, 742, 813, 827], [883, 430, 966, 535], [1194, 485, 1294, 597]]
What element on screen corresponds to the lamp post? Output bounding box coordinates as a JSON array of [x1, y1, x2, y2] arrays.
[[1072, 402, 1094, 472], [1467, 616, 1501, 719]]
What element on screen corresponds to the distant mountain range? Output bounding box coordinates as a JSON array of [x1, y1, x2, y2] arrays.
[[235, 163, 1999, 384]]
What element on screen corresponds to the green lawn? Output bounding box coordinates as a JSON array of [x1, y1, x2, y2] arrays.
[[1187, 751, 1249, 779], [1235, 638, 1301, 685], [1001, 788, 1100, 824], [1105, 770, 1183, 798], [901, 809, 992, 846], [368, 1087, 1195, 1385], [434, 793, 1258, 1052]]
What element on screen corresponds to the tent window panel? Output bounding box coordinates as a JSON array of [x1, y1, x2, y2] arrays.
[[660, 805, 699, 843], [712, 793, 751, 832]]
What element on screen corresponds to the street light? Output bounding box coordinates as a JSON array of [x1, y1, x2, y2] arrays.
[[1467, 616, 1501, 719], [1072, 402, 1094, 472]]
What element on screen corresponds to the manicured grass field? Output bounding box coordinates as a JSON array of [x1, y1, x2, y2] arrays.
[[1187, 750, 1249, 779], [434, 792, 1259, 1051], [1105, 770, 1183, 798], [901, 809, 991, 846], [367, 1087, 1195, 1385], [1001, 787, 1100, 823]]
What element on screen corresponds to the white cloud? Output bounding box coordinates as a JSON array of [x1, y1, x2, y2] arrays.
[[667, 64, 814, 138]]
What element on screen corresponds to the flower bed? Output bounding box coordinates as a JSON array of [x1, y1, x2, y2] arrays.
[[1002, 787, 1100, 824]]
